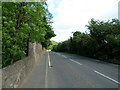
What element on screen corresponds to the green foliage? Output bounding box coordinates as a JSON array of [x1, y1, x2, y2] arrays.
[[53, 19, 120, 64], [2, 2, 55, 67], [48, 40, 58, 50]]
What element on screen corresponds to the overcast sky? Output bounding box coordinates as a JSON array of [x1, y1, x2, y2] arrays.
[[47, 0, 119, 42]]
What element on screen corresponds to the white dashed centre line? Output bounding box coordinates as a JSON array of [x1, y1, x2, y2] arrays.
[[69, 59, 82, 65], [56, 53, 61, 55], [62, 55, 67, 58], [94, 70, 120, 85], [96, 60, 99, 62]]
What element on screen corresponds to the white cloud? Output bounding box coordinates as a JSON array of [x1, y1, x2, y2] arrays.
[[48, 0, 119, 42]]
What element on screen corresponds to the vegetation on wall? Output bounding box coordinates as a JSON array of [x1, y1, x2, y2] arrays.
[[2, 2, 55, 67], [53, 19, 120, 64]]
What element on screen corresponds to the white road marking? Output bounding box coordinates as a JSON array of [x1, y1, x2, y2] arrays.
[[94, 70, 120, 85], [58, 53, 61, 55], [45, 54, 48, 88], [69, 59, 82, 65], [48, 52, 52, 68], [56, 53, 61, 55], [56, 53, 59, 55], [96, 60, 99, 61], [62, 55, 67, 58]]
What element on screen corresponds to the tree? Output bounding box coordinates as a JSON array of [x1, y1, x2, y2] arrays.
[[2, 2, 55, 67], [53, 18, 120, 64]]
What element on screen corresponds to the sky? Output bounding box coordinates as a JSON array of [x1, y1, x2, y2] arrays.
[[47, 0, 120, 42]]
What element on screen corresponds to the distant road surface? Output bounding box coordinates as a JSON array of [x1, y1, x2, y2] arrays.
[[20, 51, 119, 88]]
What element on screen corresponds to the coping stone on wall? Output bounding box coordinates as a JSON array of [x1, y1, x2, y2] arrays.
[[2, 42, 46, 88]]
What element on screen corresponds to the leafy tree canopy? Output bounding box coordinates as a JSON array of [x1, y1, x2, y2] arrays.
[[2, 2, 55, 67], [53, 19, 120, 64]]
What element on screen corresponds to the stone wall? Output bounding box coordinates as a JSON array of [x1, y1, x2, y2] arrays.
[[2, 42, 46, 88]]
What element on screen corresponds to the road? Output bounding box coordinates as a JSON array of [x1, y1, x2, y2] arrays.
[[20, 51, 119, 88]]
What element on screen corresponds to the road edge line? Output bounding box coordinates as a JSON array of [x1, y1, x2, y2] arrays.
[[45, 53, 48, 88], [48, 52, 52, 68]]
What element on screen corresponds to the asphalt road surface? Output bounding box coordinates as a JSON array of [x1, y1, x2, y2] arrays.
[[20, 51, 119, 88]]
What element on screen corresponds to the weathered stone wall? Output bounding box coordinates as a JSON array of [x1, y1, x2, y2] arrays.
[[2, 42, 46, 88]]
